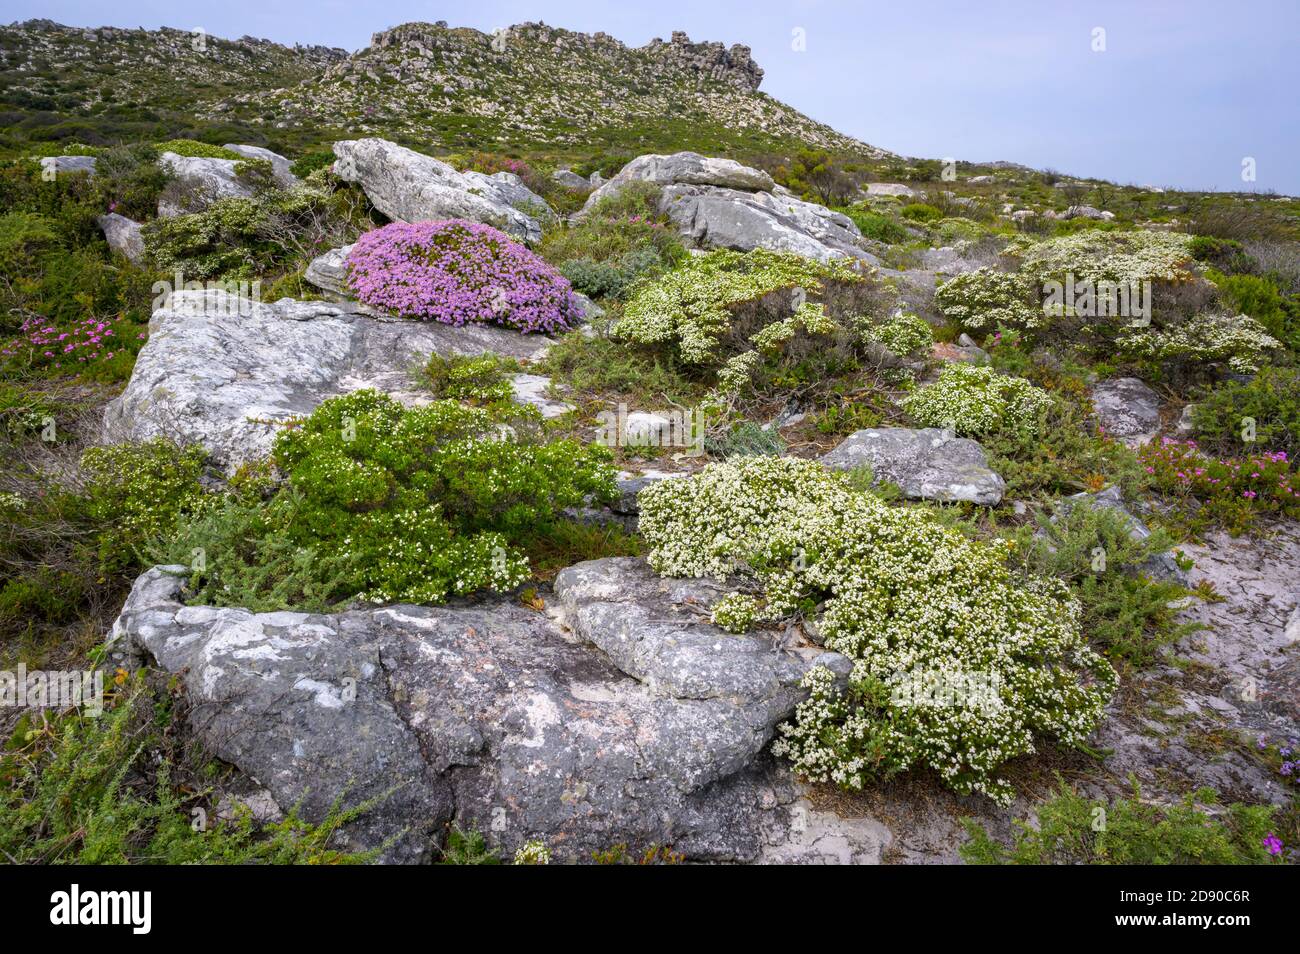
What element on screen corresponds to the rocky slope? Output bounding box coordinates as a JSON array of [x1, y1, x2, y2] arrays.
[[0, 19, 888, 159]]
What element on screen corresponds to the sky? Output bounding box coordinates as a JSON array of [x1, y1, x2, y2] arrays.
[[9, 0, 1299, 194]]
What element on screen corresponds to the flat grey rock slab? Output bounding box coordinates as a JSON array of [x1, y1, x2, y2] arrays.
[[821, 427, 1006, 505]]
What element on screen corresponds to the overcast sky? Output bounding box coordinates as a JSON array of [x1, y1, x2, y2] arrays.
[[11, 0, 1298, 194]]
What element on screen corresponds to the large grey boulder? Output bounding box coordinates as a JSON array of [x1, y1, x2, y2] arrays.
[[38, 155, 97, 176], [107, 557, 855, 863], [157, 152, 255, 217], [577, 151, 775, 215], [96, 212, 145, 264], [864, 182, 915, 198], [660, 184, 875, 264], [331, 138, 549, 243], [576, 151, 870, 263], [462, 170, 556, 227], [103, 290, 554, 472], [1090, 377, 1161, 447], [223, 143, 299, 188], [821, 427, 1006, 505], [552, 168, 593, 192]]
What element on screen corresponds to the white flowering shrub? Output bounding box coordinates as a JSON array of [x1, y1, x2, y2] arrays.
[[933, 267, 1041, 333], [861, 311, 933, 357], [638, 457, 1116, 804], [710, 592, 761, 633], [1010, 229, 1195, 285], [513, 840, 551, 865], [901, 364, 1052, 438], [1117, 312, 1280, 375]]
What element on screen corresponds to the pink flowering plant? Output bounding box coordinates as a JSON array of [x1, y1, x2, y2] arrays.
[[1138, 437, 1300, 534], [346, 220, 581, 333], [1, 313, 137, 373]]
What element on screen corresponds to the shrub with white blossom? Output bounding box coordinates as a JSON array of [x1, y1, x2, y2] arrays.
[[1010, 229, 1195, 286], [901, 363, 1052, 438], [1118, 312, 1280, 375], [861, 311, 934, 357], [637, 456, 1117, 804], [934, 267, 1041, 333]]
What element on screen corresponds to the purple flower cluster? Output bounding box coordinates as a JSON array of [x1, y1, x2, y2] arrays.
[[346, 220, 580, 333], [1, 314, 128, 370]]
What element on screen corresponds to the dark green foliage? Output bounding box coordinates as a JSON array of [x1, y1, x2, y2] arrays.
[[845, 207, 909, 244], [961, 782, 1279, 865], [81, 438, 213, 574], [540, 325, 701, 405], [159, 390, 618, 609], [538, 181, 686, 285], [1009, 500, 1199, 667], [900, 202, 943, 223], [1191, 366, 1300, 455], [424, 352, 518, 405], [0, 681, 375, 864], [1208, 268, 1300, 350]]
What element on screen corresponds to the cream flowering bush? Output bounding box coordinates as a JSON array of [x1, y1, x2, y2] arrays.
[[1117, 312, 1281, 375], [637, 456, 1116, 804], [861, 311, 934, 357], [933, 267, 1041, 333], [1009, 229, 1195, 286], [616, 248, 868, 364], [901, 363, 1052, 438]]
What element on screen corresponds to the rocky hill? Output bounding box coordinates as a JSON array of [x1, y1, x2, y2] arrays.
[[0, 19, 888, 160]]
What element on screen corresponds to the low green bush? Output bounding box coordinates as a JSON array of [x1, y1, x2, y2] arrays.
[[961, 782, 1279, 865], [159, 390, 617, 608], [900, 202, 943, 223], [0, 681, 374, 864], [1190, 366, 1300, 455], [1008, 500, 1198, 667], [153, 139, 244, 160]]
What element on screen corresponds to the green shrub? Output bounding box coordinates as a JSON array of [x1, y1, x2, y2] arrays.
[[539, 324, 700, 405], [902, 364, 1052, 439], [94, 143, 171, 221], [961, 783, 1279, 865], [1208, 270, 1300, 350], [900, 202, 943, 223], [424, 352, 517, 405], [290, 149, 337, 179], [154, 139, 244, 160], [538, 181, 685, 274], [1008, 500, 1198, 667], [1191, 367, 1300, 454], [846, 208, 909, 244], [163, 390, 617, 608], [638, 456, 1116, 804], [81, 438, 212, 573], [0, 682, 375, 864]]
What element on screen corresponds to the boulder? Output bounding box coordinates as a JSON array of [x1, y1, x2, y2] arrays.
[[461, 170, 557, 227], [659, 184, 875, 264], [39, 154, 97, 176], [509, 373, 574, 418], [821, 427, 1006, 505], [331, 138, 549, 243], [157, 151, 255, 217], [107, 557, 854, 863], [103, 291, 555, 472], [1090, 377, 1161, 447], [864, 182, 915, 198], [551, 168, 593, 192], [577, 151, 775, 215], [96, 212, 145, 263], [223, 143, 299, 188], [303, 243, 354, 297]]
